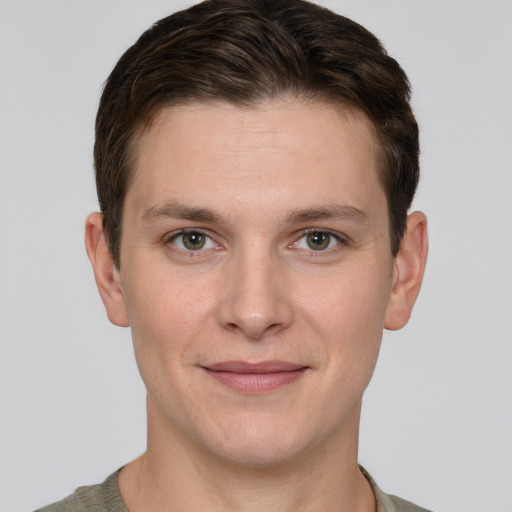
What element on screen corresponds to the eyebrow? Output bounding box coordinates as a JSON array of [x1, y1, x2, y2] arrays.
[[141, 201, 368, 225], [142, 203, 221, 223], [284, 204, 368, 224]]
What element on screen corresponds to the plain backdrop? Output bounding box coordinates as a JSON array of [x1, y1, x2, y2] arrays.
[[1, 1, 511, 511]]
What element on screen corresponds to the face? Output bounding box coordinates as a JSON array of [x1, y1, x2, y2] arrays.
[[97, 101, 404, 467]]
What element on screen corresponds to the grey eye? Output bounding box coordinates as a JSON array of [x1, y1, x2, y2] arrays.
[[181, 232, 207, 250], [306, 231, 331, 250], [167, 230, 218, 253]]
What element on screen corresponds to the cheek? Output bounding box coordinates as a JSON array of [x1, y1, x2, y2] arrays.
[[297, 262, 391, 376], [122, 271, 221, 416], [299, 261, 392, 328], [122, 268, 219, 364]]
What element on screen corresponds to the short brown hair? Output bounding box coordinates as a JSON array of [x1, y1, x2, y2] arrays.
[[94, 0, 419, 267]]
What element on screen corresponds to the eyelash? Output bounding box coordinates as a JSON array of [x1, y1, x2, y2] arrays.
[[291, 228, 346, 253], [164, 229, 220, 256], [163, 228, 348, 255]]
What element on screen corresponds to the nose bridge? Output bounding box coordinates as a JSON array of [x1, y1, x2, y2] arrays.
[[218, 240, 292, 339]]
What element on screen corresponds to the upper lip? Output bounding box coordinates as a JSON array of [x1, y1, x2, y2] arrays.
[[203, 360, 307, 373]]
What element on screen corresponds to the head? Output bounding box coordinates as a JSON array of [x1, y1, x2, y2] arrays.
[[94, 0, 419, 269], [86, 0, 427, 469]]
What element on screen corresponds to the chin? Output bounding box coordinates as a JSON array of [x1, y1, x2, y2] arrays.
[[210, 436, 307, 469], [196, 413, 328, 469]]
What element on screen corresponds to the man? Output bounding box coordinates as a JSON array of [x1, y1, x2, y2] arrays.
[[37, 0, 429, 510]]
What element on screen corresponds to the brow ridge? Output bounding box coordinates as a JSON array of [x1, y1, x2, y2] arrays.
[[142, 203, 220, 223], [284, 204, 367, 224], [141, 201, 367, 225]]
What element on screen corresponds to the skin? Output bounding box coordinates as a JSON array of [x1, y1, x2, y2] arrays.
[[86, 100, 428, 512]]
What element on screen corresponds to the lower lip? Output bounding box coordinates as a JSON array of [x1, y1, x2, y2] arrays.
[[204, 368, 306, 393]]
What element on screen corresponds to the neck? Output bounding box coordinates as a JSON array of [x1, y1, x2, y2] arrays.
[[118, 397, 375, 512]]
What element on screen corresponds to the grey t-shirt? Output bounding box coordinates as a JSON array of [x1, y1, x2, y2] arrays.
[[35, 468, 432, 512]]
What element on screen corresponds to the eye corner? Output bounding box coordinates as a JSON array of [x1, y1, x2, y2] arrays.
[[164, 228, 223, 256], [291, 228, 347, 253]]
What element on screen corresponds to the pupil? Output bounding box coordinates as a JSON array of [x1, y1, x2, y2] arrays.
[[307, 232, 330, 250], [183, 232, 205, 250]]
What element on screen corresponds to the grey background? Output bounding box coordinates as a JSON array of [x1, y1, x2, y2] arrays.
[[1, 1, 511, 511]]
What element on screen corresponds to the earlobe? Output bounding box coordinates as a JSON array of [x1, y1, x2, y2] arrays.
[[384, 211, 428, 331], [85, 212, 129, 327]]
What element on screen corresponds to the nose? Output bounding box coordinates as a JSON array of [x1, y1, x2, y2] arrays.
[[217, 246, 293, 340]]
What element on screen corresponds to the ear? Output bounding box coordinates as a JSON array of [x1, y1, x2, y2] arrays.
[[385, 211, 428, 331], [85, 212, 129, 327]]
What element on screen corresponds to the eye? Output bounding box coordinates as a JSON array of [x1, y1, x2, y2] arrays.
[[294, 230, 340, 251], [169, 231, 217, 251]]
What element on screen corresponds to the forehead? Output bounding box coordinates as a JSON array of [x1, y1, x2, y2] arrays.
[[133, 99, 378, 158], [125, 100, 384, 223]]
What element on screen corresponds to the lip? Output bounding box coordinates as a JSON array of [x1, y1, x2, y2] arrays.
[[202, 360, 308, 393]]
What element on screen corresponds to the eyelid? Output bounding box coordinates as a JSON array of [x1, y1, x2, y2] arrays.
[[162, 227, 349, 255], [290, 228, 349, 251], [164, 228, 222, 253], [299, 227, 346, 240]]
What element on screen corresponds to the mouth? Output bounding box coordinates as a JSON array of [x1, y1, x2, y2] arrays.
[[201, 360, 308, 393]]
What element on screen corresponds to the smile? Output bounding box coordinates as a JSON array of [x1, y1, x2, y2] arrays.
[[202, 361, 308, 393]]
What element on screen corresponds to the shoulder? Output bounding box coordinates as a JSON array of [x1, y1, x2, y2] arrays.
[[386, 493, 434, 512], [360, 467, 433, 512], [34, 470, 127, 512]]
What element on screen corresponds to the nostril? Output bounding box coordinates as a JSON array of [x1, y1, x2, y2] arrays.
[[223, 322, 239, 333], [222, 320, 285, 340]]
